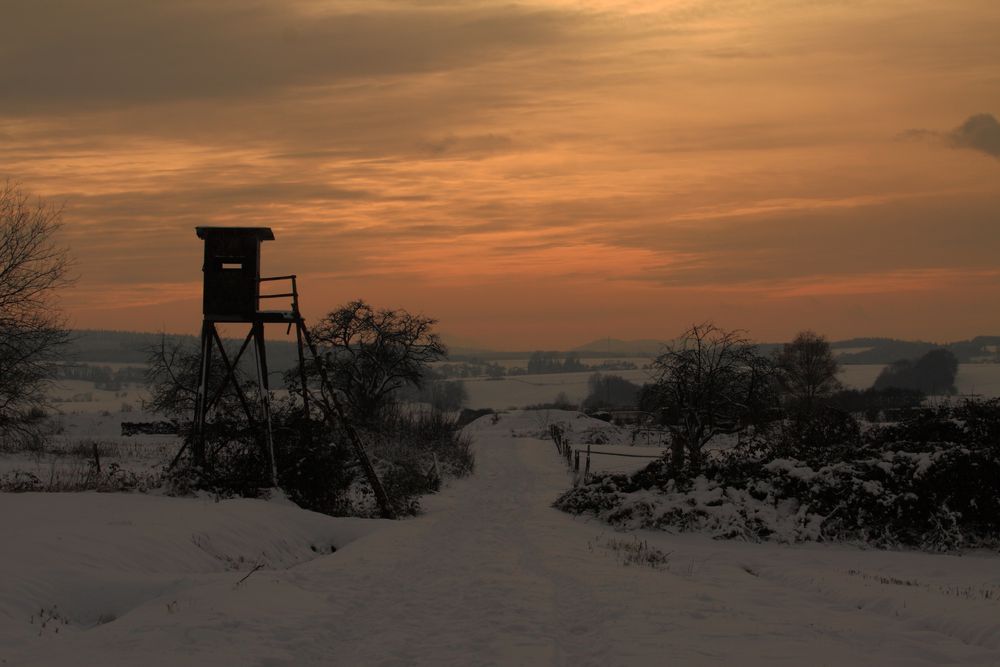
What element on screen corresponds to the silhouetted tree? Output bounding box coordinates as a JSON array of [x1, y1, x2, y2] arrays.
[[775, 330, 841, 418], [144, 335, 254, 420], [306, 300, 447, 424], [582, 372, 640, 411], [646, 323, 776, 470], [563, 352, 586, 372], [0, 182, 72, 445], [914, 349, 960, 395], [429, 380, 468, 412], [527, 351, 560, 374], [410, 376, 468, 412]]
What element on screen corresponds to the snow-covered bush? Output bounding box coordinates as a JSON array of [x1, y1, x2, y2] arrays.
[[556, 400, 1000, 550], [274, 405, 474, 518], [272, 404, 357, 516], [1, 462, 161, 493], [363, 409, 474, 516]]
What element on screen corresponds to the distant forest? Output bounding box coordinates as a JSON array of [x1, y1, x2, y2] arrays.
[[830, 336, 1000, 364], [64, 329, 303, 375], [63, 329, 1000, 368]]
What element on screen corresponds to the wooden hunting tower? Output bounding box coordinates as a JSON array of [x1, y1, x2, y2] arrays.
[[186, 227, 393, 514], [191, 226, 308, 487], [197, 227, 274, 321]]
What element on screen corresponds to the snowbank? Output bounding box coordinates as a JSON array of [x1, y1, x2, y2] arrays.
[[0, 492, 383, 652], [4, 412, 998, 665]]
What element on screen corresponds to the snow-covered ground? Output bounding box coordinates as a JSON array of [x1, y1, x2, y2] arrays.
[[462, 364, 1000, 410], [0, 493, 382, 654], [48, 378, 149, 415], [462, 371, 653, 410], [0, 407, 176, 488], [523, 410, 668, 475], [3, 410, 998, 665]]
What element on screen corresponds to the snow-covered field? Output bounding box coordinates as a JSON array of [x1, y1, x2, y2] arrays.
[[464, 364, 1000, 410], [463, 371, 654, 410], [0, 403, 176, 488], [0, 492, 383, 659], [48, 378, 148, 415], [3, 410, 998, 665]]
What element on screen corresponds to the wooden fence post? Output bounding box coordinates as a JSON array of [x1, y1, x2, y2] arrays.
[[550, 423, 564, 455]]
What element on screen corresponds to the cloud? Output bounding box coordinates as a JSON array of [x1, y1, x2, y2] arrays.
[[5, 0, 999, 345], [948, 113, 1000, 158], [603, 192, 1000, 288], [769, 268, 1000, 299], [900, 113, 1000, 159], [0, 0, 582, 113], [418, 133, 515, 158], [896, 128, 939, 142]]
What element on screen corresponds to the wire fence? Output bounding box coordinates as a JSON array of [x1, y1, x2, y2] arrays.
[[548, 423, 664, 484]]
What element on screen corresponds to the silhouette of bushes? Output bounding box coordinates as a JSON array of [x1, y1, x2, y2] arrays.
[[557, 399, 1000, 550], [873, 348, 959, 395], [581, 373, 641, 411], [827, 387, 925, 421]]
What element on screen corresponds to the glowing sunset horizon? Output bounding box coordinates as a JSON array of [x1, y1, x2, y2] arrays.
[[3, 0, 998, 349]]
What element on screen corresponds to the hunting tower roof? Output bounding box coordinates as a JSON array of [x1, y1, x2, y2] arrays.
[[195, 226, 275, 241]]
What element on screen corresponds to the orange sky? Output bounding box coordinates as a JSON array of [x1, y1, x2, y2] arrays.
[[3, 0, 999, 349]]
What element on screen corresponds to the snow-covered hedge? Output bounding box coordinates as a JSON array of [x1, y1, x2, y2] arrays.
[[556, 400, 1000, 550]]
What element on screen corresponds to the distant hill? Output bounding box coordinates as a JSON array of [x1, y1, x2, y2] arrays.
[[831, 337, 1000, 364], [572, 335, 1000, 364], [65, 329, 302, 373], [65, 330, 1000, 369], [438, 335, 498, 358]]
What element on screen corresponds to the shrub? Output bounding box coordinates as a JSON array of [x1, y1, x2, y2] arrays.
[[827, 387, 925, 422], [273, 405, 357, 516], [456, 408, 495, 428], [556, 399, 1000, 550], [1, 462, 161, 493], [873, 348, 958, 395], [525, 392, 576, 410], [364, 409, 474, 516], [581, 373, 641, 411], [771, 408, 864, 467]]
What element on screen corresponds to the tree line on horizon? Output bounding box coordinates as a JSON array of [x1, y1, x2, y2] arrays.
[[541, 331, 961, 428], [54, 329, 1000, 368]]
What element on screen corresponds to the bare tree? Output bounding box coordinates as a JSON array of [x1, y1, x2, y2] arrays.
[[305, 300, 447, 425], [144, 335, 253, 421], [645, 323, 775, 470], [0, 182, 72, 444], [775, 330, 841, 417]]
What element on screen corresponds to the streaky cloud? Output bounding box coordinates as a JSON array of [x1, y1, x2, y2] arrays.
[[0, 0, 583, 113]]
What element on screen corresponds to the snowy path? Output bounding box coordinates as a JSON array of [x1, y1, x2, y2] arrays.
[[10, 413, 1000, 665]]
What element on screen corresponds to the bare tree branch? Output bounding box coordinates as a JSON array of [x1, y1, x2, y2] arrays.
[[0, 181, 72, 445], [644, 323, 777, 470], [304, 299, 447, 426]]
